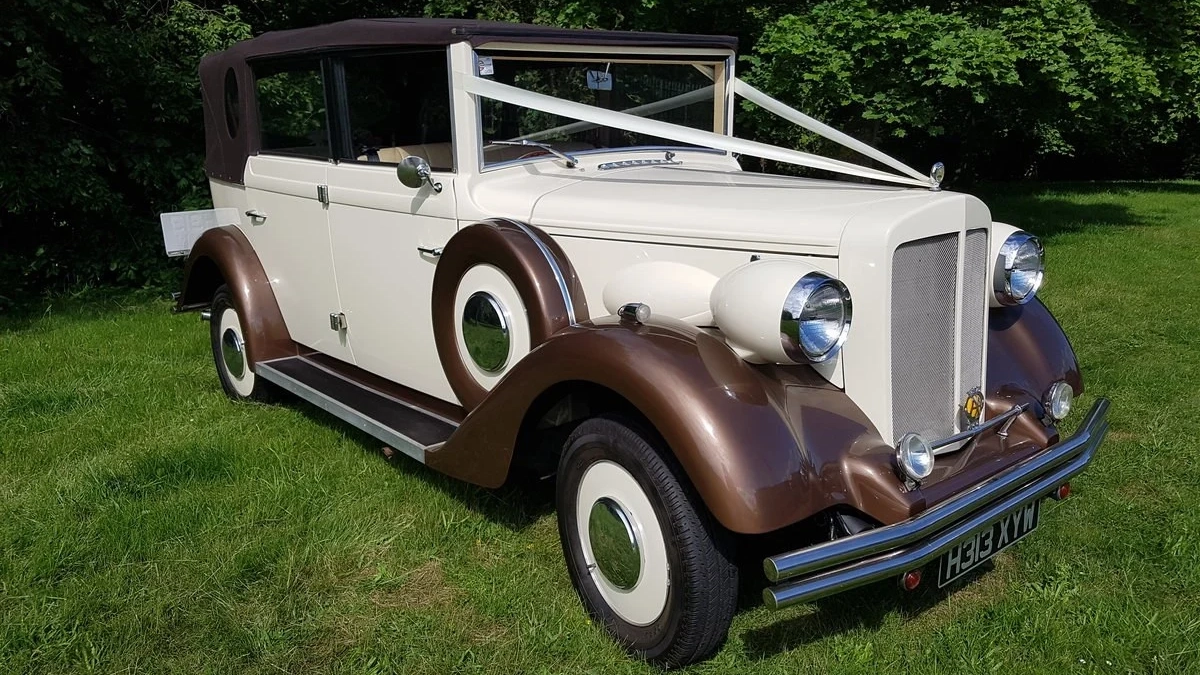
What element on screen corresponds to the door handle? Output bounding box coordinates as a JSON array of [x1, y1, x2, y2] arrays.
[[417, 245, 443, 257], [245, 209, 268, 220]]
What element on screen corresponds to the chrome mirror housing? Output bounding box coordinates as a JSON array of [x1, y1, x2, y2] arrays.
[[396, 155, 442, 193]]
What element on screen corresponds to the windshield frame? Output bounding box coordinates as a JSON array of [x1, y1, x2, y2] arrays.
[[469, 47, 735, 172]]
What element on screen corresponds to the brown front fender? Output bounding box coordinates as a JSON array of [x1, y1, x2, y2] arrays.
[[987, 297, 1083, 403], [177, 226, 294, 365], [427, 316, 917, 535]]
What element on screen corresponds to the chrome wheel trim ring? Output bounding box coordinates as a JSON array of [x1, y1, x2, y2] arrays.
[[576, 460, 669, 626], [217, 307, 255, 397], [587, 497, 642, 590], [452, 264, 531, 391]]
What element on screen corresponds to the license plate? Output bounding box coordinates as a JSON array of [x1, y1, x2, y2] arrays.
[[936, 499, 1041, 587]]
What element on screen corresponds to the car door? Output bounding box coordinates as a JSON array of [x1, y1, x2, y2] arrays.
[[325, 50, 459, 403], [242, 57, 354, 362]]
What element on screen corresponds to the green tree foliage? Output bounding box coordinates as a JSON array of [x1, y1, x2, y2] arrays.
[[743, 0, 1200, 178], [1, 0, 1197, 305], [0, 1, 251, 306]]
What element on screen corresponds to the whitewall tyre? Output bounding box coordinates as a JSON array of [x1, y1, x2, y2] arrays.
[[210, 285, 269, 401], [556, 416, 738, 668]]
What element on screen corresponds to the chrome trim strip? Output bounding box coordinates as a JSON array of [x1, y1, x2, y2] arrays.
[[764, 398, 1109, 587], [500, 218, 578, 325], [256, 362, 429, 462], [931, 402, 1029, 454]]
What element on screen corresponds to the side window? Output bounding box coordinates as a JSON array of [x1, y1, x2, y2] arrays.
[[254, 60, 330, 159], [341, 51, 453, 171]]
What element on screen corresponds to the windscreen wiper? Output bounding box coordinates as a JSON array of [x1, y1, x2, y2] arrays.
[[489, 140, 579, 168]]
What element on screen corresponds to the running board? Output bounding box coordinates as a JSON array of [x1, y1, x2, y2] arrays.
[[255, 356, 458, 463]]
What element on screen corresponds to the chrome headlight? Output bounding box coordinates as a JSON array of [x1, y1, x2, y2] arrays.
[[780, 272, 852, 363], [1044, 381, 1074, 422], [993, 231, 1044, 305], [896, 433, 934, 482]]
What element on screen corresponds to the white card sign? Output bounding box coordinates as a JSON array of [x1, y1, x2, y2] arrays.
[[477, 56, 494, 76], [586, 70, 613, 91], [159, 208, 238, 258]]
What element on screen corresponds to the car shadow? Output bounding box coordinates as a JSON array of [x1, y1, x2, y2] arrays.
[[737, 561, 996, 660], [287, 399, 556, 532]]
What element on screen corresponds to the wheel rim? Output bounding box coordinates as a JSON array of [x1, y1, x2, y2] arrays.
[[588, 497, 641, 590], [576, 460, 670, 626], [217, 306, 255, 397], [221, 327, 246, 379]]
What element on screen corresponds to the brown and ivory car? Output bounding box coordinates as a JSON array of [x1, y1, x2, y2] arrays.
[[165, 18, 1110, 667]]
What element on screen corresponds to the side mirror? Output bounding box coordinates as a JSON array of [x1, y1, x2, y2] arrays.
[[396, 155, 442, 193]]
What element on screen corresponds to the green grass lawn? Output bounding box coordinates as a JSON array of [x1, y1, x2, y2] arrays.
[[3, 181, 1200, 674]]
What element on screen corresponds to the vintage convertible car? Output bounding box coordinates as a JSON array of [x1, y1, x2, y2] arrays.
[[170, 18, 1110, 667]]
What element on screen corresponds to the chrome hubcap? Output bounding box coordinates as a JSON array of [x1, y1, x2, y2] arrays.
[[588, 497, 641, 590], [221, 327, 245, 379], [462, 291, 510, 372]]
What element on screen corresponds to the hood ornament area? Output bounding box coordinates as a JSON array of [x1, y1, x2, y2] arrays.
[[930, 162, 946, 191]]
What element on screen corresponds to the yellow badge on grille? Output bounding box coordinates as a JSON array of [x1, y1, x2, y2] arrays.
[[962, 388, 984, 427]]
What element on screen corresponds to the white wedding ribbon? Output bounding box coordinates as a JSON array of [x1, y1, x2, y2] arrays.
[[463, 73, 931, 186]]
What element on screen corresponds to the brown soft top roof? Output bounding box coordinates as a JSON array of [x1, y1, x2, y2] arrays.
[[211, 18, 737, 63], [198, 19, 735, 184]]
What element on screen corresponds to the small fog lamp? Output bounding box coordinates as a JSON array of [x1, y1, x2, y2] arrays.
[[896, 433, 934, 482], [1045, 381, 1074, 422]]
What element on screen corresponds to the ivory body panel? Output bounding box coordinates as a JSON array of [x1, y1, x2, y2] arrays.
[[242, 155, 353, 362], [326, 162, 460, 404]]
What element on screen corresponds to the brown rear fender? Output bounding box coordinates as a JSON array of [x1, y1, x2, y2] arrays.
[[427, 316, 920, 535], [177, 226, 294, 365]]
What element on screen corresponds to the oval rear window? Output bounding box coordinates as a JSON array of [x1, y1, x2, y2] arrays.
[[224, 68, 240, 139]]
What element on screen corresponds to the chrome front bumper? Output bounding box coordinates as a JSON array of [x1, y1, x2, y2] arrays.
[[763, 398, 1110, 609]]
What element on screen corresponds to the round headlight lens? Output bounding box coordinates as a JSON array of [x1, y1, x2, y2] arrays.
[[896, 433, 934, 481], [781, 272, 853, 363], [1045, 381, 1074, 421], [994, 232, 1044, 305]]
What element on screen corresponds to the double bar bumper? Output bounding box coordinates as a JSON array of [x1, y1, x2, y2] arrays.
[[763, 398, 1110, 609]]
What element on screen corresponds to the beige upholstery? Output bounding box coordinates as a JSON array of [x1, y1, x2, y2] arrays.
[[358, 143, 454, 169]]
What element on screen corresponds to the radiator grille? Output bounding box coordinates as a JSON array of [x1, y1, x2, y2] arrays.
[[891, 234, 959, 442], [959, 229, 989, 399]]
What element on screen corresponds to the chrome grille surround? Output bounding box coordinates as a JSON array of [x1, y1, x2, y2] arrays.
[[890, 229, 989, 443], [959, 229, 989, 402]]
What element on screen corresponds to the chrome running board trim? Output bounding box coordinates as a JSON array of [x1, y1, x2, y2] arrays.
[[256, 357, 458, 463]]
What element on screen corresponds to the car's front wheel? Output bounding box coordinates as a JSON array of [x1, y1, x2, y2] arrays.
[[210, 285, 270, 401], [556, 416, 738, 668]]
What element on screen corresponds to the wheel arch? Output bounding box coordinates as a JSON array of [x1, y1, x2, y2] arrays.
[[178, 226, 295, 365], [425, 317, 909, 535]]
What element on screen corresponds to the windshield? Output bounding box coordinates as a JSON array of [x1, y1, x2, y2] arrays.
[[477, 56, 724, 166]]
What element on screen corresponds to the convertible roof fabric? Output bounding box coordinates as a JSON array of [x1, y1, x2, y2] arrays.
[[221, 18, 736, 60], [200, 18, 737, 183]]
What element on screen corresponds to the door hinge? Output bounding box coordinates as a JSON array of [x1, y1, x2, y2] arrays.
[[317, 184, 329, 205], [329, 312, 347, 331]]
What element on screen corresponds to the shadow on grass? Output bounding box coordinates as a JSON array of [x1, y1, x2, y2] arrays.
[[973, 180, 1196, 240], [288, 399, 556, 532], [738, 561, 996, 660], [0, 288, 172, 333]]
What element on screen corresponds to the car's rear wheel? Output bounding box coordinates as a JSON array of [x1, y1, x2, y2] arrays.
[[210, 285, 270, 401], [556, 416, 738, 668]]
